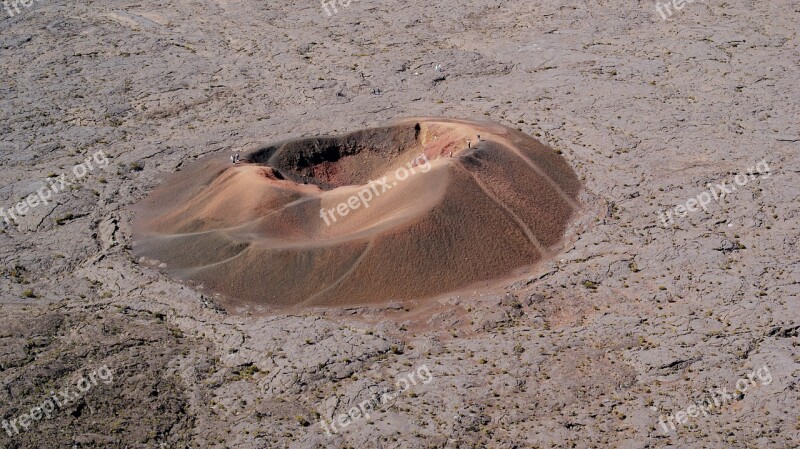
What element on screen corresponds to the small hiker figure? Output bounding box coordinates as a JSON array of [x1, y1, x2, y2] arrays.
[[449, 151, 453, 157], [477, 134, 481, 141], [230, 155, 235, 164], [235, 153, 240, 163], [467, 139, 472, 149]]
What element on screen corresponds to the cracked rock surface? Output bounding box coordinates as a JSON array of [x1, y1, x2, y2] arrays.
[[1, 0, 798, 447]]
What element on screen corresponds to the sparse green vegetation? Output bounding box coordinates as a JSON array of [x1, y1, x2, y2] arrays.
[[55, 213, 75, 225]]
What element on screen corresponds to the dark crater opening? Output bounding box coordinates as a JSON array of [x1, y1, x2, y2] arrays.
[[244, 124, 420, 190]]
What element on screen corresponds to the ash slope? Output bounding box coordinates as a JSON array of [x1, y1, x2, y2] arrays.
[[133, 118, 582, 308]]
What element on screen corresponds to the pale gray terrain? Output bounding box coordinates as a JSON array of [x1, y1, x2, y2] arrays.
[[0, 0, 798, 448]]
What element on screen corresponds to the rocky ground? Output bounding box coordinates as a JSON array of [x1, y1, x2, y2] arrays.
[[1, 0, 798, 447]]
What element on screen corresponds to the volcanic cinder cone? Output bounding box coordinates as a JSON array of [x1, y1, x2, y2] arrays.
[[132, 118, 582, 309]]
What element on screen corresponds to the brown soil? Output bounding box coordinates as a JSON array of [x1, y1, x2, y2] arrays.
[[132, 117, 582, 309]]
